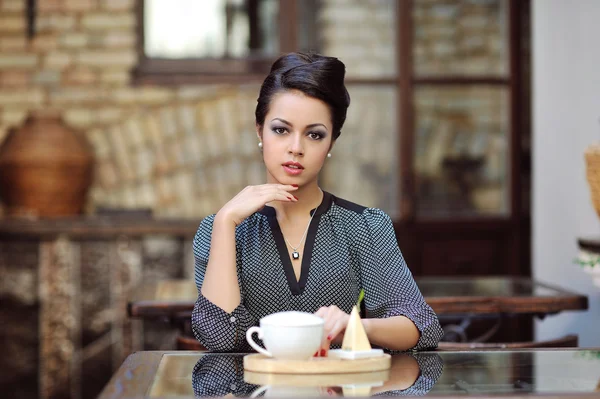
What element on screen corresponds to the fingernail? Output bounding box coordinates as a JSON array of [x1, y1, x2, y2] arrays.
[[291, 184, 298, 187], [320, 349, 326, 357], [293, 195, 298, 200], [288, 196, 293, 201], [313, 351, 318, 357], [327, 334, 332, 341]]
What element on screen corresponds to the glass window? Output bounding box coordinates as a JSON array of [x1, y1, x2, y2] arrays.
[[321, 85, 399, 218], [413, 86, 510, 218], [413, 0, 509, 77], [144, 0, 279, 59], [317, 0, 398, 79]]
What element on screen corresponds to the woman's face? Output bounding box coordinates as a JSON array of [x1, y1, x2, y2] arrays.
[[258, 90, 334, 187]]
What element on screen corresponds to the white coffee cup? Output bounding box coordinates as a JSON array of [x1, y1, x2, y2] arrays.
[[246, 311, 324, 360]]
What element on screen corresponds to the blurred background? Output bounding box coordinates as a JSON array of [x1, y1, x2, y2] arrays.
[[0, 0, 599, 398]]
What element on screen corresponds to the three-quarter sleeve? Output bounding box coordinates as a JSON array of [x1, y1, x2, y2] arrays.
[[191, 215, 256, 352], [358, 209, 443, 351]]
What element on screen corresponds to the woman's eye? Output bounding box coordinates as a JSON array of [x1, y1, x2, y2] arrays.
[[309, 132, 324, 140], [273, 127, 287, 135]]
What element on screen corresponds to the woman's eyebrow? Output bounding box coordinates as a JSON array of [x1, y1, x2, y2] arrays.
[[271, 118, 328, 131]]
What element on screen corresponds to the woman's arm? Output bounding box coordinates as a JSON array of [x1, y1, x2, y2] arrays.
[[314, 306, 420, 354], [200, 213, 241, 313], [192, 215, 254, 351], [358, 209, 443, 351], [192, 185, 298, 351], [199, 184, 298, 313], [363, 316, 420, 351]]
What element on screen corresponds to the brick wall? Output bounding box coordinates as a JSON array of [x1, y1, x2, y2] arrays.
[[0, 0, 143, 133], [0, 0, 414, 219], [0, 0, 253, 217]]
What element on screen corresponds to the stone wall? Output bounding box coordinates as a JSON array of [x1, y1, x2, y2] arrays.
[[0, 225, 195, 399]]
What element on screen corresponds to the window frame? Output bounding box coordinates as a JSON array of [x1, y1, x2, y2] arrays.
[[134, 0, 526, 224], [133, 0, 300, 85]]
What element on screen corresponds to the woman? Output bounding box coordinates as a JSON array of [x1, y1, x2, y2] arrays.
[[192, 51, 443, 355]]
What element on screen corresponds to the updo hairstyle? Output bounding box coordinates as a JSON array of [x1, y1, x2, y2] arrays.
[[255, 52, 351, 141]]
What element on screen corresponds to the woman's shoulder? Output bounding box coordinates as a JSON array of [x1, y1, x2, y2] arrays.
[[194, 214, 216, 235], [330, 194, 392, 225]]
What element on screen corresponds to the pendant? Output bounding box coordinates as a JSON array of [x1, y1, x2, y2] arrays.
[[292, 251, 300, 260]]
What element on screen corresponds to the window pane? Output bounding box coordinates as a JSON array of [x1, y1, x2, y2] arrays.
[[321, 85, 399, 218], [317, 0, 397, 79], [413, 0, 509, 77], [144, 0, 279, 59], [414, 86, 510, 218], [297, 0, 321, 53]]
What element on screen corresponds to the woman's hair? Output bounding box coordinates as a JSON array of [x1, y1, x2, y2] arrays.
[[255, 52, 351, 141]]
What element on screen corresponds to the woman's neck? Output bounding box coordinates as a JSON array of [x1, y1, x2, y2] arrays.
[[269, 184, 323, 222]]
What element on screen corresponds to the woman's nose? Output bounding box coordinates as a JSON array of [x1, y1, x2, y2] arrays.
[[288, 134, 304, 156]]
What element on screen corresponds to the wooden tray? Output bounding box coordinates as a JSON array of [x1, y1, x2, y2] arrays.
[[243, 353, 391, 374], [244, 369, 390, 387]]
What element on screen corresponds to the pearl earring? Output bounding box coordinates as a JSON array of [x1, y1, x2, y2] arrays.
[[258, 142, 263, 149], [327, 153, 332, 158]]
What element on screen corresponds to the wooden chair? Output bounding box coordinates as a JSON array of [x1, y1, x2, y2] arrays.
[[176, 334, 207, 351], [437, 334, 578, 350]]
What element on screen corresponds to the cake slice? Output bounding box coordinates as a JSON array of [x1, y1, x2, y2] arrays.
[[329, 306, 384, 360]]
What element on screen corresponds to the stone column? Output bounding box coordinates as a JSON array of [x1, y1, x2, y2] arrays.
[[110, 235, 143, 369], [39, 236, 81, 399]]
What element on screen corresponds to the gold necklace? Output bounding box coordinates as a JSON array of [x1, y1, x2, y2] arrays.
[[282, 210, 316, 261]]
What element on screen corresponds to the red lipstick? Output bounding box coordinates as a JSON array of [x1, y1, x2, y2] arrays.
[[282, 161, 304, 176]]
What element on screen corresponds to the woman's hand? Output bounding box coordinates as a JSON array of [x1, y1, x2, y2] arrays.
[[314, 305, 350, 356], [217, 184, 298, 226]]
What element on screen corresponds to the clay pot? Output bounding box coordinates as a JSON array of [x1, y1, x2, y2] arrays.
[[0, 111, 94, 217]]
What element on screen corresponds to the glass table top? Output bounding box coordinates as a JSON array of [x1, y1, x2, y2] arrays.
[[416, 277, 569, 298], [146, 350, 600, 397]]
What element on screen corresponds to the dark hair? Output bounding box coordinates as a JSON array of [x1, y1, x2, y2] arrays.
[[255, 52, 351, 141]]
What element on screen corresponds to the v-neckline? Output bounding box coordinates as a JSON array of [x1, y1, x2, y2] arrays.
[[261, 192, 331, 296]]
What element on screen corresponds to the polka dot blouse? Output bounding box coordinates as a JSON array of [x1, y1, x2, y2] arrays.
[[191, 191, 443, 352]]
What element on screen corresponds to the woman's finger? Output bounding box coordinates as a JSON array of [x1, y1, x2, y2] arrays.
[[320, 308, 344, 355], [257, 183, 298, 194], [269, 192, 297, 203], [315, 307, 328, 319], [320, 318, 345, 356], [315, 307, 333, 356], [220, 184, 301, 226], [327, 319, 346, 343], [259, 186, 298, 202]]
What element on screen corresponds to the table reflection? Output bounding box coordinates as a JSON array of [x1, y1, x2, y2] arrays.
[[190, 353, 444, 397], [112, 350, 600, 399], [430, 350, 600, 395]]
